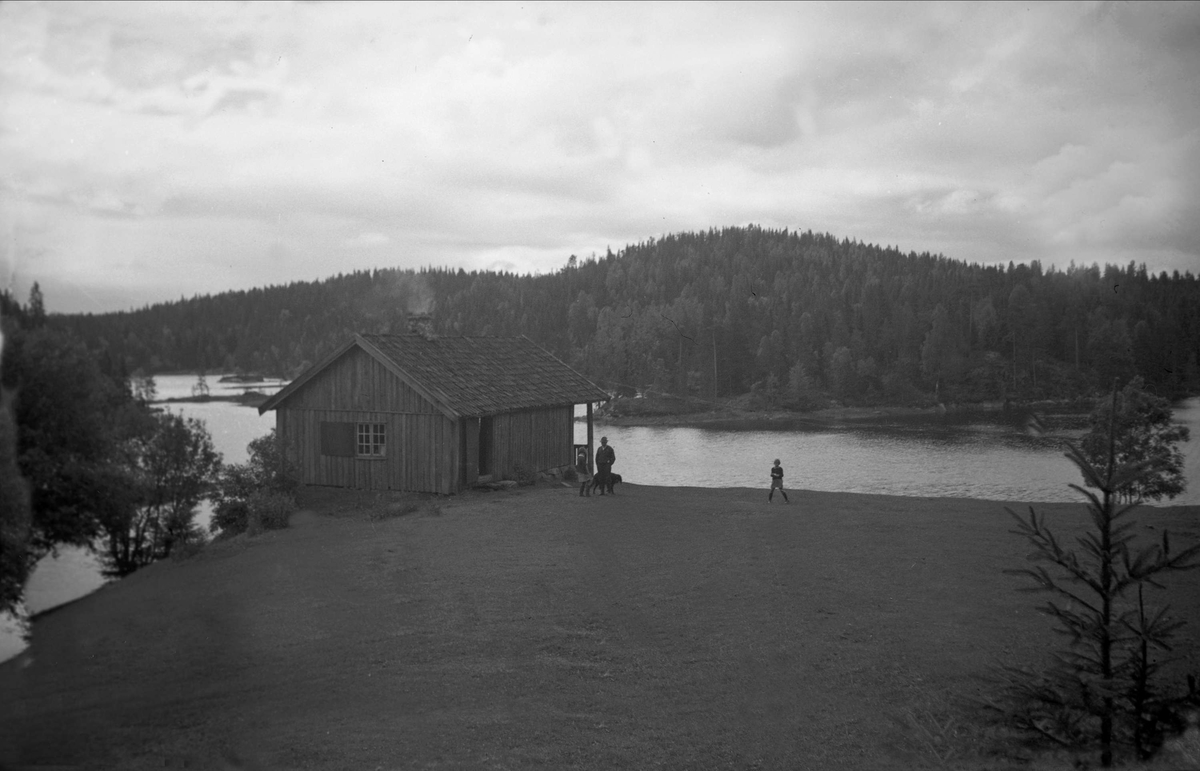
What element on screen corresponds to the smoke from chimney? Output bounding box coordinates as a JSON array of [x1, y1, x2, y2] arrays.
[[407, 313, 435, 339]]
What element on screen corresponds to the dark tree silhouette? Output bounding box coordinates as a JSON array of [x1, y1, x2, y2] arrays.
[[100, 411, 222, 577], [37, 226, 1200, 406]]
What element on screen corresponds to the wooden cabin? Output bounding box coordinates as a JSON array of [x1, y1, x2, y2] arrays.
[[257, 331, 608, 494]]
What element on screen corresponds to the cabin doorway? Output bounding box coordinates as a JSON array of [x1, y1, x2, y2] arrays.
[[478, 416, 494, 477]]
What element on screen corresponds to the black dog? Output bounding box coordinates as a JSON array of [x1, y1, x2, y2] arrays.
[[582, 470, 622, 496]]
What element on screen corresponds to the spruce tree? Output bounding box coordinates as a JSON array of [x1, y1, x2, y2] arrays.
[[994, 387, 1200, 766]]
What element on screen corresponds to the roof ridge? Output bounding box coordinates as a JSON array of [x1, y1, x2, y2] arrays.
[[264, 333, 608, 416], [360, 332, 519, 339]]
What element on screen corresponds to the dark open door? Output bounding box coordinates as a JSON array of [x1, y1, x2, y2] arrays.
[[478, 416, 494, 477], [462, 418, 479, 486]]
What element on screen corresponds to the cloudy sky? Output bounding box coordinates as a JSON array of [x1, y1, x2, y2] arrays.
[[1, 1, 1198, 313]]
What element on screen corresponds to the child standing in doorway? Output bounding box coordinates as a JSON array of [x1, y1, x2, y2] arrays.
[[576, 448, 592, 496], [769, 459, 789, 503]]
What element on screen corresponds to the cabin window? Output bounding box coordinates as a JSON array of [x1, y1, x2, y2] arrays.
[[356, 423, 386, 457]]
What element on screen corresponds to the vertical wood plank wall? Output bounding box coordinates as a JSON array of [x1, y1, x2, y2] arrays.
[[488, 405, 574, 480], [276, 347, 457, 494], [278, 408, 457, 494], [275, 346, 578, 494], [286, 347, 441, 414]]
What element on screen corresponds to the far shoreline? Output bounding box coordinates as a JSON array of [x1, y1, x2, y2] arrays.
[[153, 392, 270, 408], [591, 397, 1095, 430]]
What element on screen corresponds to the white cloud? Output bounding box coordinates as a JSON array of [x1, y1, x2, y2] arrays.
[[344, 232, 390, 248], [1, 1, 1198, 312]]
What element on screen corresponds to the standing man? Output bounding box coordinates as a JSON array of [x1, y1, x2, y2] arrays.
[[595, 436, 616, 495]]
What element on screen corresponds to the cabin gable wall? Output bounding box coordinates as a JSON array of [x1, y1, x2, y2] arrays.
[[284, 347, 442, 414], [275, 347, 457, 494]]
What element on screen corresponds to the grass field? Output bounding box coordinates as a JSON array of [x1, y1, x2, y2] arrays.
[[1, 483, 1197, 770]]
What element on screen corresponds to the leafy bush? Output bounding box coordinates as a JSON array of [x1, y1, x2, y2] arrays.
[[211, 499, 250, 539], [211, 429, 298, 537], [245, 490, 296, 536], [169, 530, 208, 562]]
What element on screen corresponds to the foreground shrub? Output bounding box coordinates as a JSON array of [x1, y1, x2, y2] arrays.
[[211, 429, 298, 537], [169, 531, 208, 561], [245, 490, 296, 536], [988, 388, 1200, 766]]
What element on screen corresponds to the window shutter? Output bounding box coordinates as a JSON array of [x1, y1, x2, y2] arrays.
[[320, 421, 355, 457]]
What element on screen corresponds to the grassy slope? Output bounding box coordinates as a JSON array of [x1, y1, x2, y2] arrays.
[[1, 485, 1197, 770]]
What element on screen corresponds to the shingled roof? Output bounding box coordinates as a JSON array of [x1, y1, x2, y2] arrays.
[[259, 333, 608, 417]]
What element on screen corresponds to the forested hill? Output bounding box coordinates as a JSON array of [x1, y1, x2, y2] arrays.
[[48, 226, 1200, 405]]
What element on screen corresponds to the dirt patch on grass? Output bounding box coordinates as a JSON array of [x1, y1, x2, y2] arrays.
[[2, 485, 1197, 769]]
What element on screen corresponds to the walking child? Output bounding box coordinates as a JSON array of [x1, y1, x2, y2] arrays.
[[768, 458, 789, 503]]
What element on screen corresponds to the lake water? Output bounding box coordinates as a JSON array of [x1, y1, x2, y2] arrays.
[[583, 402, 1200, 505], [3, 380, 1197, 662]]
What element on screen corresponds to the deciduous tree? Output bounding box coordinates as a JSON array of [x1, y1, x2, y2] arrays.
[[100, 411, 221, 577], [1, 325, 139, 557], [0, 387, 31, 618], [1079, 378, 1189, 503]]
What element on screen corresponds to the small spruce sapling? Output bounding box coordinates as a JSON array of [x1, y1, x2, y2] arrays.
[[994, 387, 1200, 766]]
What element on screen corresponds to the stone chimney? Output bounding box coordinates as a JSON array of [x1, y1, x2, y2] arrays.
[[407, 312, 435, 339]]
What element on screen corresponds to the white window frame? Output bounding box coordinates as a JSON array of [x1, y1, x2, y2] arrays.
[[356, 422, 386, 458]]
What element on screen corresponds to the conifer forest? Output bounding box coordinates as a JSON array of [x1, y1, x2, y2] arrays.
[[48, 226, 1200, 406]]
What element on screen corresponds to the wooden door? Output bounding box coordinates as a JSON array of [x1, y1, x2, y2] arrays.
[[478, 416, 494, 477], [462, 418, 479, 486]]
